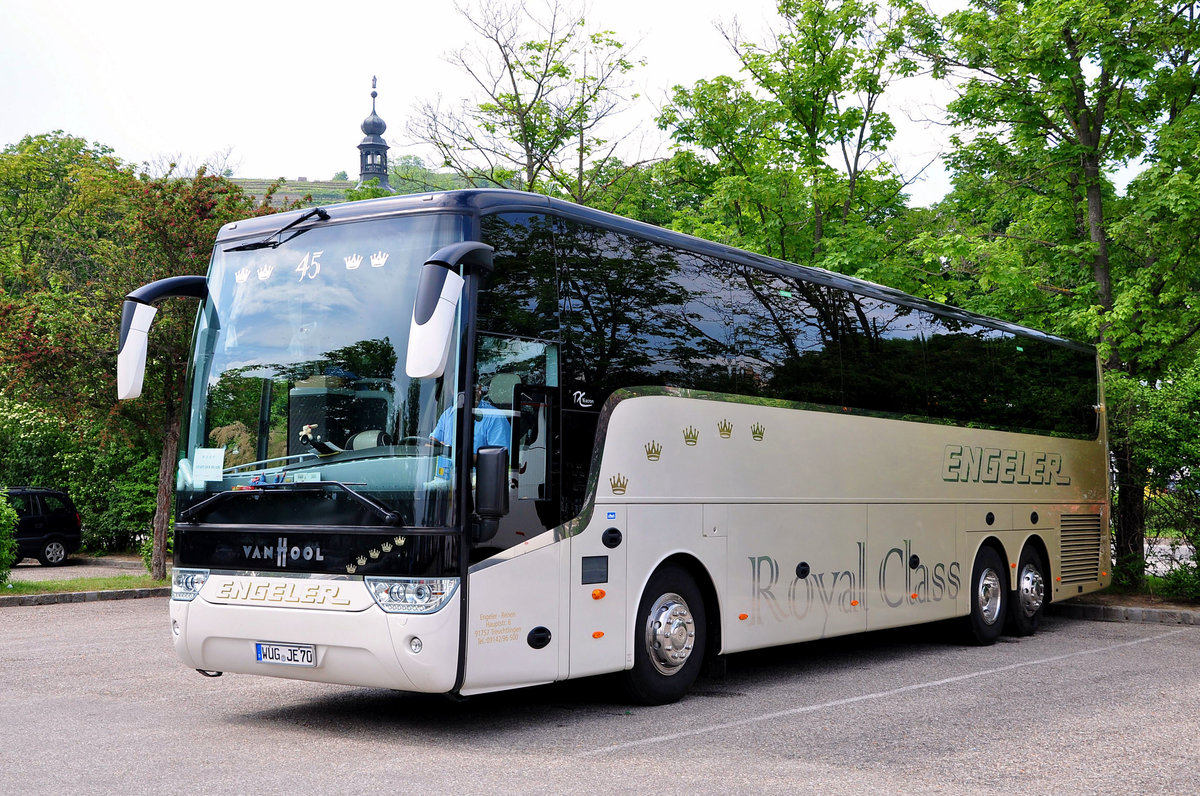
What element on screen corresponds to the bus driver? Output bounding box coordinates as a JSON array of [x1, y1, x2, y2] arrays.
[[429, 377, 511, 457]]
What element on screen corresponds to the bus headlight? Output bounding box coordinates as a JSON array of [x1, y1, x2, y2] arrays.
[[172, 568, 210, 601], [365, 577, 459, 614]]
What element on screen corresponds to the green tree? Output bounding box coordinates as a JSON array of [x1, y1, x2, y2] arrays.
[[344, 178, 393, 202], [0, 132, 121, 288], [658, 0, 924, 288], [0, 138, 289, 578], [408, 0, 644, 204], [916, 0, 1200, 584]]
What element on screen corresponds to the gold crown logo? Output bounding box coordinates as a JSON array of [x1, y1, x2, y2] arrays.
[[370, 250, 389, 268], [394, 535, 406, 547], [344, 253, 363, 270], [235, 266, 250, 284], [357, 555, 368, 566], [683, 425, 699, 446], [751, 423, 765, 441], [368, 548, 381, 559], [345, 562, 357, 574], [381, 541, 393, 553], [718, 419, 733, 438], [257, 263, 274, 281], [610, 473, 629, 495], [645, 441, 662, 461]]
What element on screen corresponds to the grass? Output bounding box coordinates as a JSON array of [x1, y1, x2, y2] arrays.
[[2, 574, 168, 595]]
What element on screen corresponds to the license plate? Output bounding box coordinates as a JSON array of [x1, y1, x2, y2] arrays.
[[255, 641, 316, 667]]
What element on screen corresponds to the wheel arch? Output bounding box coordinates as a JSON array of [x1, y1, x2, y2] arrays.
[[1017, 533, 1053, 605], [970, 535, 1012, 592], [644, 552, 723, 659]]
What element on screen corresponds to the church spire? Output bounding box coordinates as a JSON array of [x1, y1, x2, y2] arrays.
[[357, 76, 391, 191]]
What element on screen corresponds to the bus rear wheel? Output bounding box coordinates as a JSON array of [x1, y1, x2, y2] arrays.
[[622, 564, 706, 705], [1006, 546, 1047, 636], [964, 546, 1006, 645]]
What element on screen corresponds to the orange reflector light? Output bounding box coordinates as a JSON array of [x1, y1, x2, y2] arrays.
[[591, 589, 606, 600], [1011, 563, 1017, 568], [592, 631, 604, 639], [911, 593, 918, 600], [1102, 572, 1108, 577], [1056, 577, 1062, 582], [738, 613, 748, 621], [851, 600, 859, 607]]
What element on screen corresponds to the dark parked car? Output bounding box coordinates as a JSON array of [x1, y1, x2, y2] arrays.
[[4, 487, 83, 566]]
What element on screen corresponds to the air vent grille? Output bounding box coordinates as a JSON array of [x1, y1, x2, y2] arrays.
[[1060, 514, 1103, 583]]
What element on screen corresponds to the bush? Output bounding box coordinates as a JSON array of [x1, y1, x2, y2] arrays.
[[1145, 490, 1200, 602], [0, 490, 19, 586]]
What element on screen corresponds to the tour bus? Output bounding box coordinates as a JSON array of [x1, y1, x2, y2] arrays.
[[117, 190, 1110, 704]]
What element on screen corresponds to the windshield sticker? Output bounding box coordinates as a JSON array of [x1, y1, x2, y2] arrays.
[[193, 448, 225, 484], [257, 263, 274, 281], [295, 250, 323, 281], [370, 250, 389, 268], [344, 253, 363, 270], [235, 266, 250, 284]]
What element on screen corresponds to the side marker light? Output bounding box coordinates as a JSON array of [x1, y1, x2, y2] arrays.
[[591, 589, 606, 600], [592, 631, 604, 639], [851, 600, 859, 607]]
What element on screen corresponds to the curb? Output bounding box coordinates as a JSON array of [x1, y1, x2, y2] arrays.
[[0, 587, 170, 608], [1048, 601, 1200, 626]]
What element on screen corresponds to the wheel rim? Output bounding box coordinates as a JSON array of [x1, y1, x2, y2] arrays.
[[1017, 563, 1045, 618], [44, 542, 66, 564], [644, 592, 696, 676], [977, 567, 1002, 625]]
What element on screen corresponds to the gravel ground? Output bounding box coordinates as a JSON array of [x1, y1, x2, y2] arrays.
[[6, 554, 150, 582]]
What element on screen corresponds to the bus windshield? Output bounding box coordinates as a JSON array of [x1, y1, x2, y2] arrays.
[[176, 212, 469, 529]]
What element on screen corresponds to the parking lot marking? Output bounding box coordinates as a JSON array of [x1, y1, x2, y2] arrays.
[[582, 629, 1187, 757]]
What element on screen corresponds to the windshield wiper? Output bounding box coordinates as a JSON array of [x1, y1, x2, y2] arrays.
[[179, 479, 402, 526], [225, 207, 331, 252]]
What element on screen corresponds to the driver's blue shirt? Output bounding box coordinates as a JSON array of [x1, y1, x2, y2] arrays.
[[430, 398, 510, 453]]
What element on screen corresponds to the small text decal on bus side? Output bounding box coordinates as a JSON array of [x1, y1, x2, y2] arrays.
[[942, 444, 1071, 486]]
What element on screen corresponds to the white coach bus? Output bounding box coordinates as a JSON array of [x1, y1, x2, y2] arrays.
[[117, 190, 1110, 704]]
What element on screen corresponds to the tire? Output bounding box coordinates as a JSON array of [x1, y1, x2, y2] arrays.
[[38, 538, 68, 566], [964, 545, 1006, 645], [1006, 545, 1047, 637], [622, 564, 707, 705]]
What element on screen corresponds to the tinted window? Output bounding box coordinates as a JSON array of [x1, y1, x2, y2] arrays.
[[42, 494, 71, 515], [478, 213, 559, 340], [557, 218, 733, 400], [728, 271, 841, 406], [8, 493, 33, 517]]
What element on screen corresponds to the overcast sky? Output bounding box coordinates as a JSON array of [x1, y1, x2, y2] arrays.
[[1, 0, 954, 205]]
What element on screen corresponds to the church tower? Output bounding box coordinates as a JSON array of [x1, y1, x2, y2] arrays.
[[357, 77, 392, 191]]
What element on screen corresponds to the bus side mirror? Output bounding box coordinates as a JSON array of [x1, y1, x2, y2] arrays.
[[474, 445, 509, 543], [117, 275, 208, 400], [405, 242, 493, 380], [405, 263, 464, 379], [117, 300, 158, 400]]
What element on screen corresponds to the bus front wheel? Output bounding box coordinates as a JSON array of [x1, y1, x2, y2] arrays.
[[965, 546, 1006, 645], [623, 564, 706, 705], [1006, 545, 1047, 636]]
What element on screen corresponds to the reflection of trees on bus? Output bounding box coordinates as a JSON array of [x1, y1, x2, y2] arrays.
[[481, 211, 1096, 441], [200, 337, 408, 466]]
